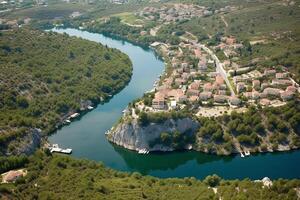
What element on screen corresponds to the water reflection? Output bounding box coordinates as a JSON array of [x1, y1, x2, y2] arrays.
[[112, 144, 234, 174]]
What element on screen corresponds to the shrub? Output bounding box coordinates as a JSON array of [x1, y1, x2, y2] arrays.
[[204, 174, 221, 187]]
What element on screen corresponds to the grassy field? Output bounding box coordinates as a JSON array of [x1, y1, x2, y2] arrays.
[[113, 12, 144, 26]]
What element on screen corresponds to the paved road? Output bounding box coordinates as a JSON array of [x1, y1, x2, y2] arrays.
[[196, 43, 236, 96]]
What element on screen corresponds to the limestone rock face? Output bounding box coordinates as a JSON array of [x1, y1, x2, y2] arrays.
[[107, 117, 199, 152], [5, 128, 42, 156]]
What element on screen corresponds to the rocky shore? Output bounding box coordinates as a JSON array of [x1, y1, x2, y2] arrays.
[[107, 117, 199, 152]]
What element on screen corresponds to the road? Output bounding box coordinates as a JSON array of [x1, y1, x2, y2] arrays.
[[196, 43, 236, 96]]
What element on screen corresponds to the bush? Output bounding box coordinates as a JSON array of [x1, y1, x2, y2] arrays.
[[204, 174, 221, 187]]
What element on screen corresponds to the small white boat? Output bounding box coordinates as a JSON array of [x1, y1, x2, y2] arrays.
[[240, 152, 245, 158], [138, 149, 149, 154], [87, 106, 94, 110], [245, 151, 251, 156], [70, 113, 80, 119]]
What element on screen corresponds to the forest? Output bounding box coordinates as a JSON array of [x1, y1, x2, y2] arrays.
[[195, 101, 300, 155], [0, 151, 299, 200], [0, 28, 132, 154]]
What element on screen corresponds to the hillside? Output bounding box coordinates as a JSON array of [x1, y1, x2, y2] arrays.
[[0, 28, 132, 155], [0, 151, 299, 200]]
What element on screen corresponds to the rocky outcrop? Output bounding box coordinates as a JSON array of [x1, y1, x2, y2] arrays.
[[107, 117, 199, 152], [5, 128, 42, 156]]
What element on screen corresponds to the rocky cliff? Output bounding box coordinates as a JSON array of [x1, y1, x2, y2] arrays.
[[107, 117, 199, 152], [4, 128, 42, 156]]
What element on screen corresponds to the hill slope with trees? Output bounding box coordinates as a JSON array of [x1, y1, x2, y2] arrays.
[[0, 28, 132, 155], [1, 151, 299, 200]]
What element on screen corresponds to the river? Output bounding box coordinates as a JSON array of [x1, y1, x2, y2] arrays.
[[49, 28, 300, 180]]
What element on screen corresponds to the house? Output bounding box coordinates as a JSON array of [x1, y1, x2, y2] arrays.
[[2, 170, 24, 183], [264, 69, 276, 76], [199, 92, 212, 101], [229, 96, 241, 106], [218, 84, 227, 90], [271, 79, 293, 86], [175, 78, 185, 85], [252, 91, 260, 100], [152, 94, 166, 110], [215, 75, 224, 85], [214, 95, 227, 103], [187, 89, 200, 96], [275, 73, 288, 79], [286, 86, 297, 93], [236, 82, 246, 93], [170, 100, 177, 109], [198, 60, 207, 71], [181, 62, 189, 68], [194, 48, 202, 58], [225, 36, 236, 45], [261, 83, 269, 90], [260, 98, 270, 106], [182, 72, 190, 80], [263, 88, 282, 97], [203, 83, 213, 92], [218, 90, 227, 95], [189, 81, 200, 90], [281, 91, 294, 101], [167, 89, 186, 102], [244, 91, 259, 100], [252, 80, 260, 89], [189, 95, 199, 102], [244, 92, 252, 99]]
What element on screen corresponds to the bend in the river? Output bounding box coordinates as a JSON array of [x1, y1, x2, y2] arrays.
[[49, 28, 300, 180]]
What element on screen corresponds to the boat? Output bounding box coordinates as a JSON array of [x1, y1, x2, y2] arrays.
[[138, 149, 150, 154], [245, 151, 251, 156], [240, 152, 245, 158], [70, 113, 80, 119], [87, 106, 94, 110]]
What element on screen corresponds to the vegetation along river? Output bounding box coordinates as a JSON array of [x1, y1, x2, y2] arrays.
[[49, 28, 300, 180]]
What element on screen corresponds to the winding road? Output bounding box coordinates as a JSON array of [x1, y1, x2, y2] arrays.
[[196, 42, 236, 96]]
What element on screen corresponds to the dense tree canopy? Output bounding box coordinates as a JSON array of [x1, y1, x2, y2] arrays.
[[0, 28, 132, 152]]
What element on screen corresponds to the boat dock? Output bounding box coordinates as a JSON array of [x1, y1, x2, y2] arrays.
[[240, 150, 251, 158], [49, 144, 72, 154]]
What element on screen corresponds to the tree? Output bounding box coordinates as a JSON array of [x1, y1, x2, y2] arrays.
[[204, 174, 221, 187], [139, 112, 149, 126], [16, 96, 29, 108]]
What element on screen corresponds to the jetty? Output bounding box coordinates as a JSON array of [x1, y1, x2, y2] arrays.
[[49, 144, 72, 154]]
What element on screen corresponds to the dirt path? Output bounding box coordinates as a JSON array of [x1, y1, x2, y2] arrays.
[[221, 15, 228, 27]]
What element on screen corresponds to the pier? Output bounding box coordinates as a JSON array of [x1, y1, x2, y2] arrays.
[[49, 144, 72, 154]]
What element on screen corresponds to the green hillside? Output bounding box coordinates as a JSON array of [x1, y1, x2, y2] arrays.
[[0, 28, 132, 154]]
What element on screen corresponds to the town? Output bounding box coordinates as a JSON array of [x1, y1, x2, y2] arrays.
[[126, 33, 299, 118], [137, 4, 236, 23]]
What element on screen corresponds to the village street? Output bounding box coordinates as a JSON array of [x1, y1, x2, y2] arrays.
[[195, 42, 236, 96]]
